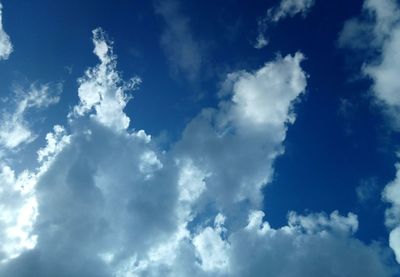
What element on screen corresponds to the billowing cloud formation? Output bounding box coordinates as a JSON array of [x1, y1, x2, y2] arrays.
[[0, 2, 12, 60], [133, 211, 393, 277], [0, 84, 61, 149], [255, 0, 315, 49], [339, 0, 400, 265], [0, 28, 395, 276], [72, 29, 141, 131], [174, 53, 306, 220]]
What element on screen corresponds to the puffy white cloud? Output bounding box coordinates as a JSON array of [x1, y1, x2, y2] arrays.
[[72, 28, 141, 131], [0, 165, 37, 264], [338, 0, 400, 109], [0, 84, 61, 149], [0, 28, 180, 277], [0, 2, 12, 60], [192, 214, 229, 272], [174, 53, 307, 222], [133, 211, 394, 277]]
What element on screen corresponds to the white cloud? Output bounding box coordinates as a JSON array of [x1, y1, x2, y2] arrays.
[[192, 214, 229, 272], [383, 163, 400, 263], [339, 0, 400, 265], [0, 84, 61, 149], [0, 165, 37, 264], [73, 28, 141, 131], [0, 2, 12, 60], [174, 52, 307, 221], [268, 0, 315, 22], [133, 211, 394, 277], [254, 0, 315, 49], [0, 28, 180, 277], [0, 27, 396, 277]]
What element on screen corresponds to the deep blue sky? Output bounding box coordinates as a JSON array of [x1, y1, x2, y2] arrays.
[[0, 0, 397, 253]]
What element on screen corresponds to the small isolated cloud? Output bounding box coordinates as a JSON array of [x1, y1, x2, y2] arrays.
[[154, 0, 203, 82], [0, 83, 61, 149], [254, 0, 315, 49], [0, 2, 13, 60], [356, 178, 379, 204], [268, 0, 315, 22]]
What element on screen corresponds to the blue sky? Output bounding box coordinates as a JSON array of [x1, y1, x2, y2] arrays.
[[1, 0, 400, 276]]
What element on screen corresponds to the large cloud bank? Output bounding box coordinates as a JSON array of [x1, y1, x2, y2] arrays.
[[0, 24, 396, 277]]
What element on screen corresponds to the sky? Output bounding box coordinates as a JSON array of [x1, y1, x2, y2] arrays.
[[1, 0, 400, 276]]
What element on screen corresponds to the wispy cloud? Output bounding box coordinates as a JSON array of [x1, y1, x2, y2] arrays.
[[0, 84, 61, 149], [254, 0, 315, 49], [154, 0, 203, 82]]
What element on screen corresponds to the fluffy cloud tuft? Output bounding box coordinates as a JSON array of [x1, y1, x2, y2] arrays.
[[72, 28, 141, 131]]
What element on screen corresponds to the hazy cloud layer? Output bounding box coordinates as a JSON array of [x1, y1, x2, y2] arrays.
[[154, 0, 203, 81]]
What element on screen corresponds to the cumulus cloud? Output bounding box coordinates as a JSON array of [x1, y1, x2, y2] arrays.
[[133, 211, 394, 277], [339, 0, 400, 119], [254, 0, 315, 49], [0, 2, 12, 60], [0, 84, 61, 149], [72, 28, 141, 131], [0, 165, 37, 264], [0, 27, 396, 277], [0, 28, 179, 277], [174, 52, 307, 222], [383, 163, 400, 264]]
